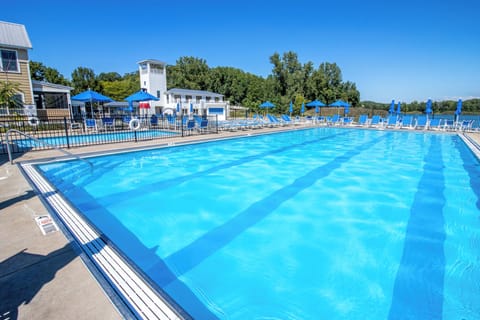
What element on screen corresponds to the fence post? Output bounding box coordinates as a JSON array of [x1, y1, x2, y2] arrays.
[[63, 117, 70, 148], [181, 116, 184, 137]]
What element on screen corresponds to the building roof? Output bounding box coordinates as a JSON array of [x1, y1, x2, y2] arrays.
[[32, 80, 73, 91], [167, 88, 223, 98], [0, 21, 32, 49], [137, 59, 166, 66]]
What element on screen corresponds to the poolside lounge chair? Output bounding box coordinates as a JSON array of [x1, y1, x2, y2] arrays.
[[342, 117, 353, 125], [85, 119, 97, 132], [458, 120, 474, 131], [101, 117, 115, 131], [357, 114, 368, 126], [150, 114, 159, 128], [281, 114, 293, 125], [199, 119, 208, 132], [329, 114, 341, 125], [428, 118, 441, 130], [400, 115, 413, 129], [415, 116, 427, 129], [385, 115, 399, 128], [369, 115, 381, 127], [443, 119, 455, 131], [184, 119, 195, 132]]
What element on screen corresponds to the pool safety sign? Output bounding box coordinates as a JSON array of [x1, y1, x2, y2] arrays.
[[35, 215, 59, 235]]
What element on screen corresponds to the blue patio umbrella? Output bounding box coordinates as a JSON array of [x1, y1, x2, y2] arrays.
[[425, 99, 433, 115], [260, 101, 275, 108], [389, 100, 395, 114], [301, 102, 305, 115], [306, 100, 326, 108], [397, 102, 401, 115], [72, 89, 113, 103], [330, 100, 350, 116], [289, 101, 293, 114], [72, 89, 113, 118], [329, 100, 350, 108], [125, 90, 159, 103], [306, 100, 325, 115]]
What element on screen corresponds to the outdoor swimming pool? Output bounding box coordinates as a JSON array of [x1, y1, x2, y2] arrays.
[[31, 127, 479, 319], [13, 129, 177, 149]]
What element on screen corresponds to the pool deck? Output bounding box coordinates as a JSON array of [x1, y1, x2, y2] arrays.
[[1, 124, 480, 320]]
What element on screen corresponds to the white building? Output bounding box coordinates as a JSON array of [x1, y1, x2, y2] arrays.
[[137, 59, 228, 121]]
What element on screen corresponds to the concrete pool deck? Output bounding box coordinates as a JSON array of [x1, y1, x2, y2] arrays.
[[1, 125, 479, 320]]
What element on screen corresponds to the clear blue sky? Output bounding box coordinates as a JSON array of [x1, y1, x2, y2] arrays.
[[3, 0, 480, 103]]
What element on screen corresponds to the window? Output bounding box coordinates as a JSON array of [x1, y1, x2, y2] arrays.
[[1, 49, 19, 72], [157, 90, 161, 98]]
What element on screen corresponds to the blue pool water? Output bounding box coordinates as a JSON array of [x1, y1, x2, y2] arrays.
[[14, 129, 177, 148], [37, 128, 480, 319]]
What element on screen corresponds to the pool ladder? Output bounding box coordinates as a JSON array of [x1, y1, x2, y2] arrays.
[[5, 129, 94, 170]]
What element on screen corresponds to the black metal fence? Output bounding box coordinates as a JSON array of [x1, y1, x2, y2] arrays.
[[0, 114, 218, 154]]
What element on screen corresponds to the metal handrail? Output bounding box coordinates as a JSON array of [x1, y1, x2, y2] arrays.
[[5, 129, 94, 170]]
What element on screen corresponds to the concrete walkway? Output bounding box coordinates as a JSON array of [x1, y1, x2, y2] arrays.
[[1, 126, 479, 320]]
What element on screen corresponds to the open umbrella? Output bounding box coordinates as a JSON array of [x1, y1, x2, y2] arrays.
[[397, 102, 401, 115], [260, 101, 275, 108], [71, 89, 113, 118], [330, 100, 350, 116], [260, 101, 275, 115], [306, 100, 325, 115], [306, 100, 326, 108], [125, 90, 159, 102], [389, 100, 395, 114], [125, 90, 159, 116]]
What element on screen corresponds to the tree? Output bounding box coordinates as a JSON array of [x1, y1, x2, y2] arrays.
[[29, 61, 69, 86], [167, 56, 210, 90], [0, 81, 22, 114], [30, 61, 46, 80], [207, 67, 249, 105], [269, 51, 308, 99], [71, 67, 101, 94], [98, 72, 122, 82]]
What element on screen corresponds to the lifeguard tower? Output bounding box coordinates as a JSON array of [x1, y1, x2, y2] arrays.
[[138, 59, 167, 115]]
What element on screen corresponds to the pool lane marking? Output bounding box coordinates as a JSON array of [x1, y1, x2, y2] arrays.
[[388, 135, 446, 319], [22, 164, 186, 320], [163, 134, 388, 279]]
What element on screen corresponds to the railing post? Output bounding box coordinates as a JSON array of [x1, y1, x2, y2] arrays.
[[63, 117, 70, 149], [6, 130, 13, 164], [181, 116, 184, 137]]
